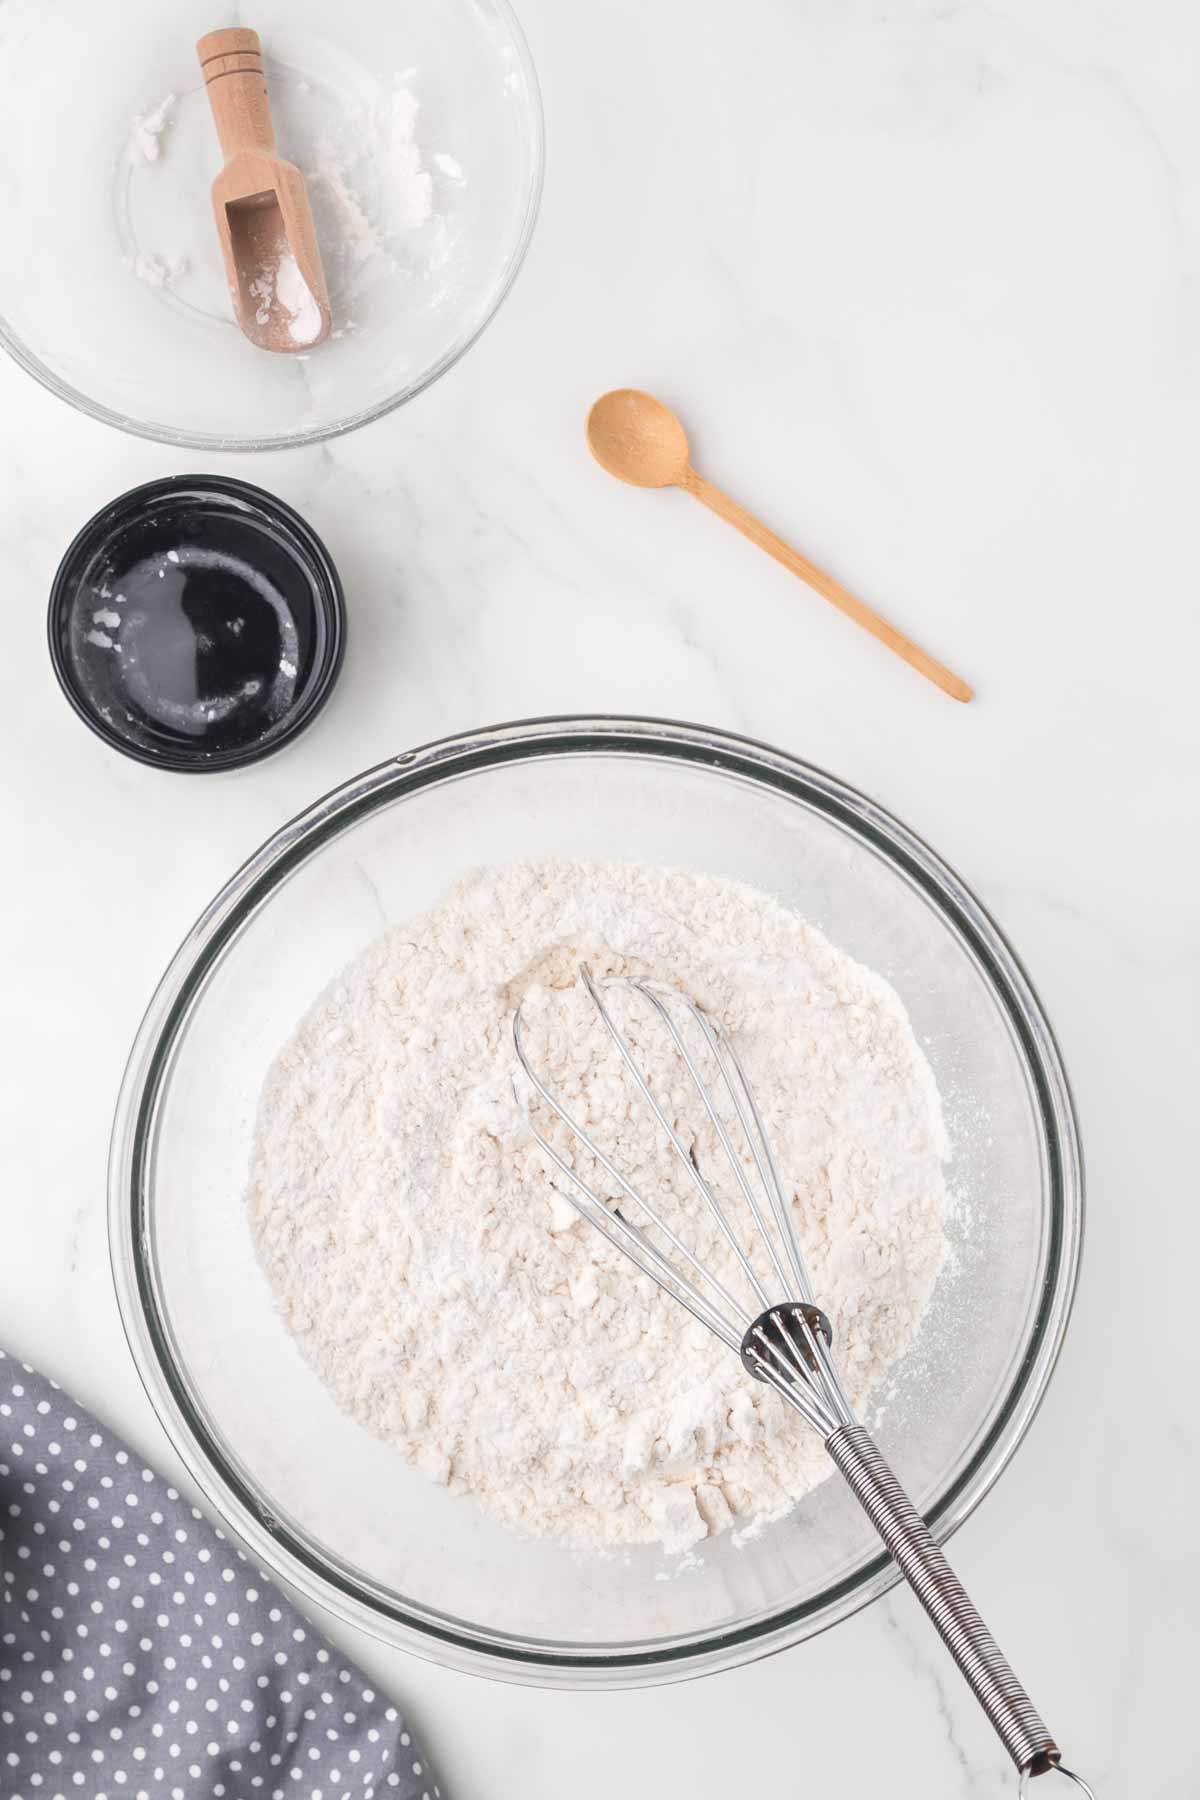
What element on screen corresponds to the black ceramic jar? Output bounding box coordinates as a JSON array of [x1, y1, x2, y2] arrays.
[[48, 476, 345, 772]]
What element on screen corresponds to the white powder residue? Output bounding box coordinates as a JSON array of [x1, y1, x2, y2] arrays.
[[274, 250, 323, 345], [92, 609, 121, 629], [248, 251, 323, 344], [433, 152, 464, 181], [375, 86, 434, 226], [249, 862, 948, 1556], [248, 266, 275, 327], [85, 629, 114, 650], [311, 149, 383, 265], [129, 93, 176, 164], [127, 253, 188, 290], [312, 78, 437, 270]]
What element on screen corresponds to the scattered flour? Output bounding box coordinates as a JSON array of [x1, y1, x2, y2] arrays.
[[313, 81, 435, 260], [274, 250, 323, 344], [248, 861, 948, 1555], [127, 252, 188, 290], [311, 151, 383, 266], [248, 268, 274, 327], [249, 250, 324, 345], [129, 93, 175, 163]]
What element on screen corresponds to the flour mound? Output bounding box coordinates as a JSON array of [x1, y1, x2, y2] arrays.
[[247, 861, 948, 1553]]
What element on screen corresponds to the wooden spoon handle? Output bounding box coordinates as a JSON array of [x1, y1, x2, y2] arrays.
[[682, 467, 973, 703], [196, 28, 277, 162]]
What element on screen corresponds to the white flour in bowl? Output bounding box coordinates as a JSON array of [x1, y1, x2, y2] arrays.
[[247, 860, 948, 1554]]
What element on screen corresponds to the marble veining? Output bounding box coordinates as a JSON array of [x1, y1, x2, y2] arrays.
[[2, 0, 1195, 1793]]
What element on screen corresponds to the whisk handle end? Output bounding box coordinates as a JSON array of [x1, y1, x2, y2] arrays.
[[827, 1422, 1062, 1779]]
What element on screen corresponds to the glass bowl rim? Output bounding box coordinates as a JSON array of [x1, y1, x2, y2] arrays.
[[108, 713, 1085, 1687], [0, 0, 544, 453]]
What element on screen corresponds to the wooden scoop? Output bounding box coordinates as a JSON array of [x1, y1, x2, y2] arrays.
[[197, 28, 331, 353]]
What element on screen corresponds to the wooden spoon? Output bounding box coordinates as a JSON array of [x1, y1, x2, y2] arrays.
[[587, 389, 973, 703], [197, 28, 331, 353]]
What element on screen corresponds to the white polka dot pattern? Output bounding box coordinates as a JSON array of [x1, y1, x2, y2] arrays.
[[0, 1352, 443, 1800]]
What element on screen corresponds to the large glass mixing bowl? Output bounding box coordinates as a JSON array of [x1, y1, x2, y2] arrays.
[[109, 717, 1083, 1684], [0, 0, 542, 449]]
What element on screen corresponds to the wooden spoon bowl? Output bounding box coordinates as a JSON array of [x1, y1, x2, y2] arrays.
[[587, 390, 690, 488]]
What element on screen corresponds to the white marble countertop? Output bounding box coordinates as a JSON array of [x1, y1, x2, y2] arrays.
[[3, 1, 1195, 1794]]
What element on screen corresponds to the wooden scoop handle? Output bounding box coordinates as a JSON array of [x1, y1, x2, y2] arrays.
[[196, 28, 277, 161]]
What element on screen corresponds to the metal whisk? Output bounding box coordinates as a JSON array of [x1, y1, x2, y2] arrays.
[[513, 967, 1094, 1797]]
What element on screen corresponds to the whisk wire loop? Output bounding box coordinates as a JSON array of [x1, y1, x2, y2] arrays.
[[591, 970, 814, 1303], [512, 1099, 744, 1350], [703, 1018, 814, 1302], [511, 994, 751, 1345], [578, 968, 775, 1314]]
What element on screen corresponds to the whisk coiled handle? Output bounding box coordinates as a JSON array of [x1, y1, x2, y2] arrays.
[[827, 1423, 1060, 1777]]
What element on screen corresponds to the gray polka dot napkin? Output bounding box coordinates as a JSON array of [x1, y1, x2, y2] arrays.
[[0, 1350, 443, 1800]]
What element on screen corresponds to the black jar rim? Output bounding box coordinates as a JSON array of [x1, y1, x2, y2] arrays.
[[48, 474, 346, 774]]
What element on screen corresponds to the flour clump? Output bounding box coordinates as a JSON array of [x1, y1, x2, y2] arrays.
[[247, 860, 948, 1554]]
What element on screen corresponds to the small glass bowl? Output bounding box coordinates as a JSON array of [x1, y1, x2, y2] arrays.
[[0, 0, 543, 449], [109, 718, 1083, 1685]]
